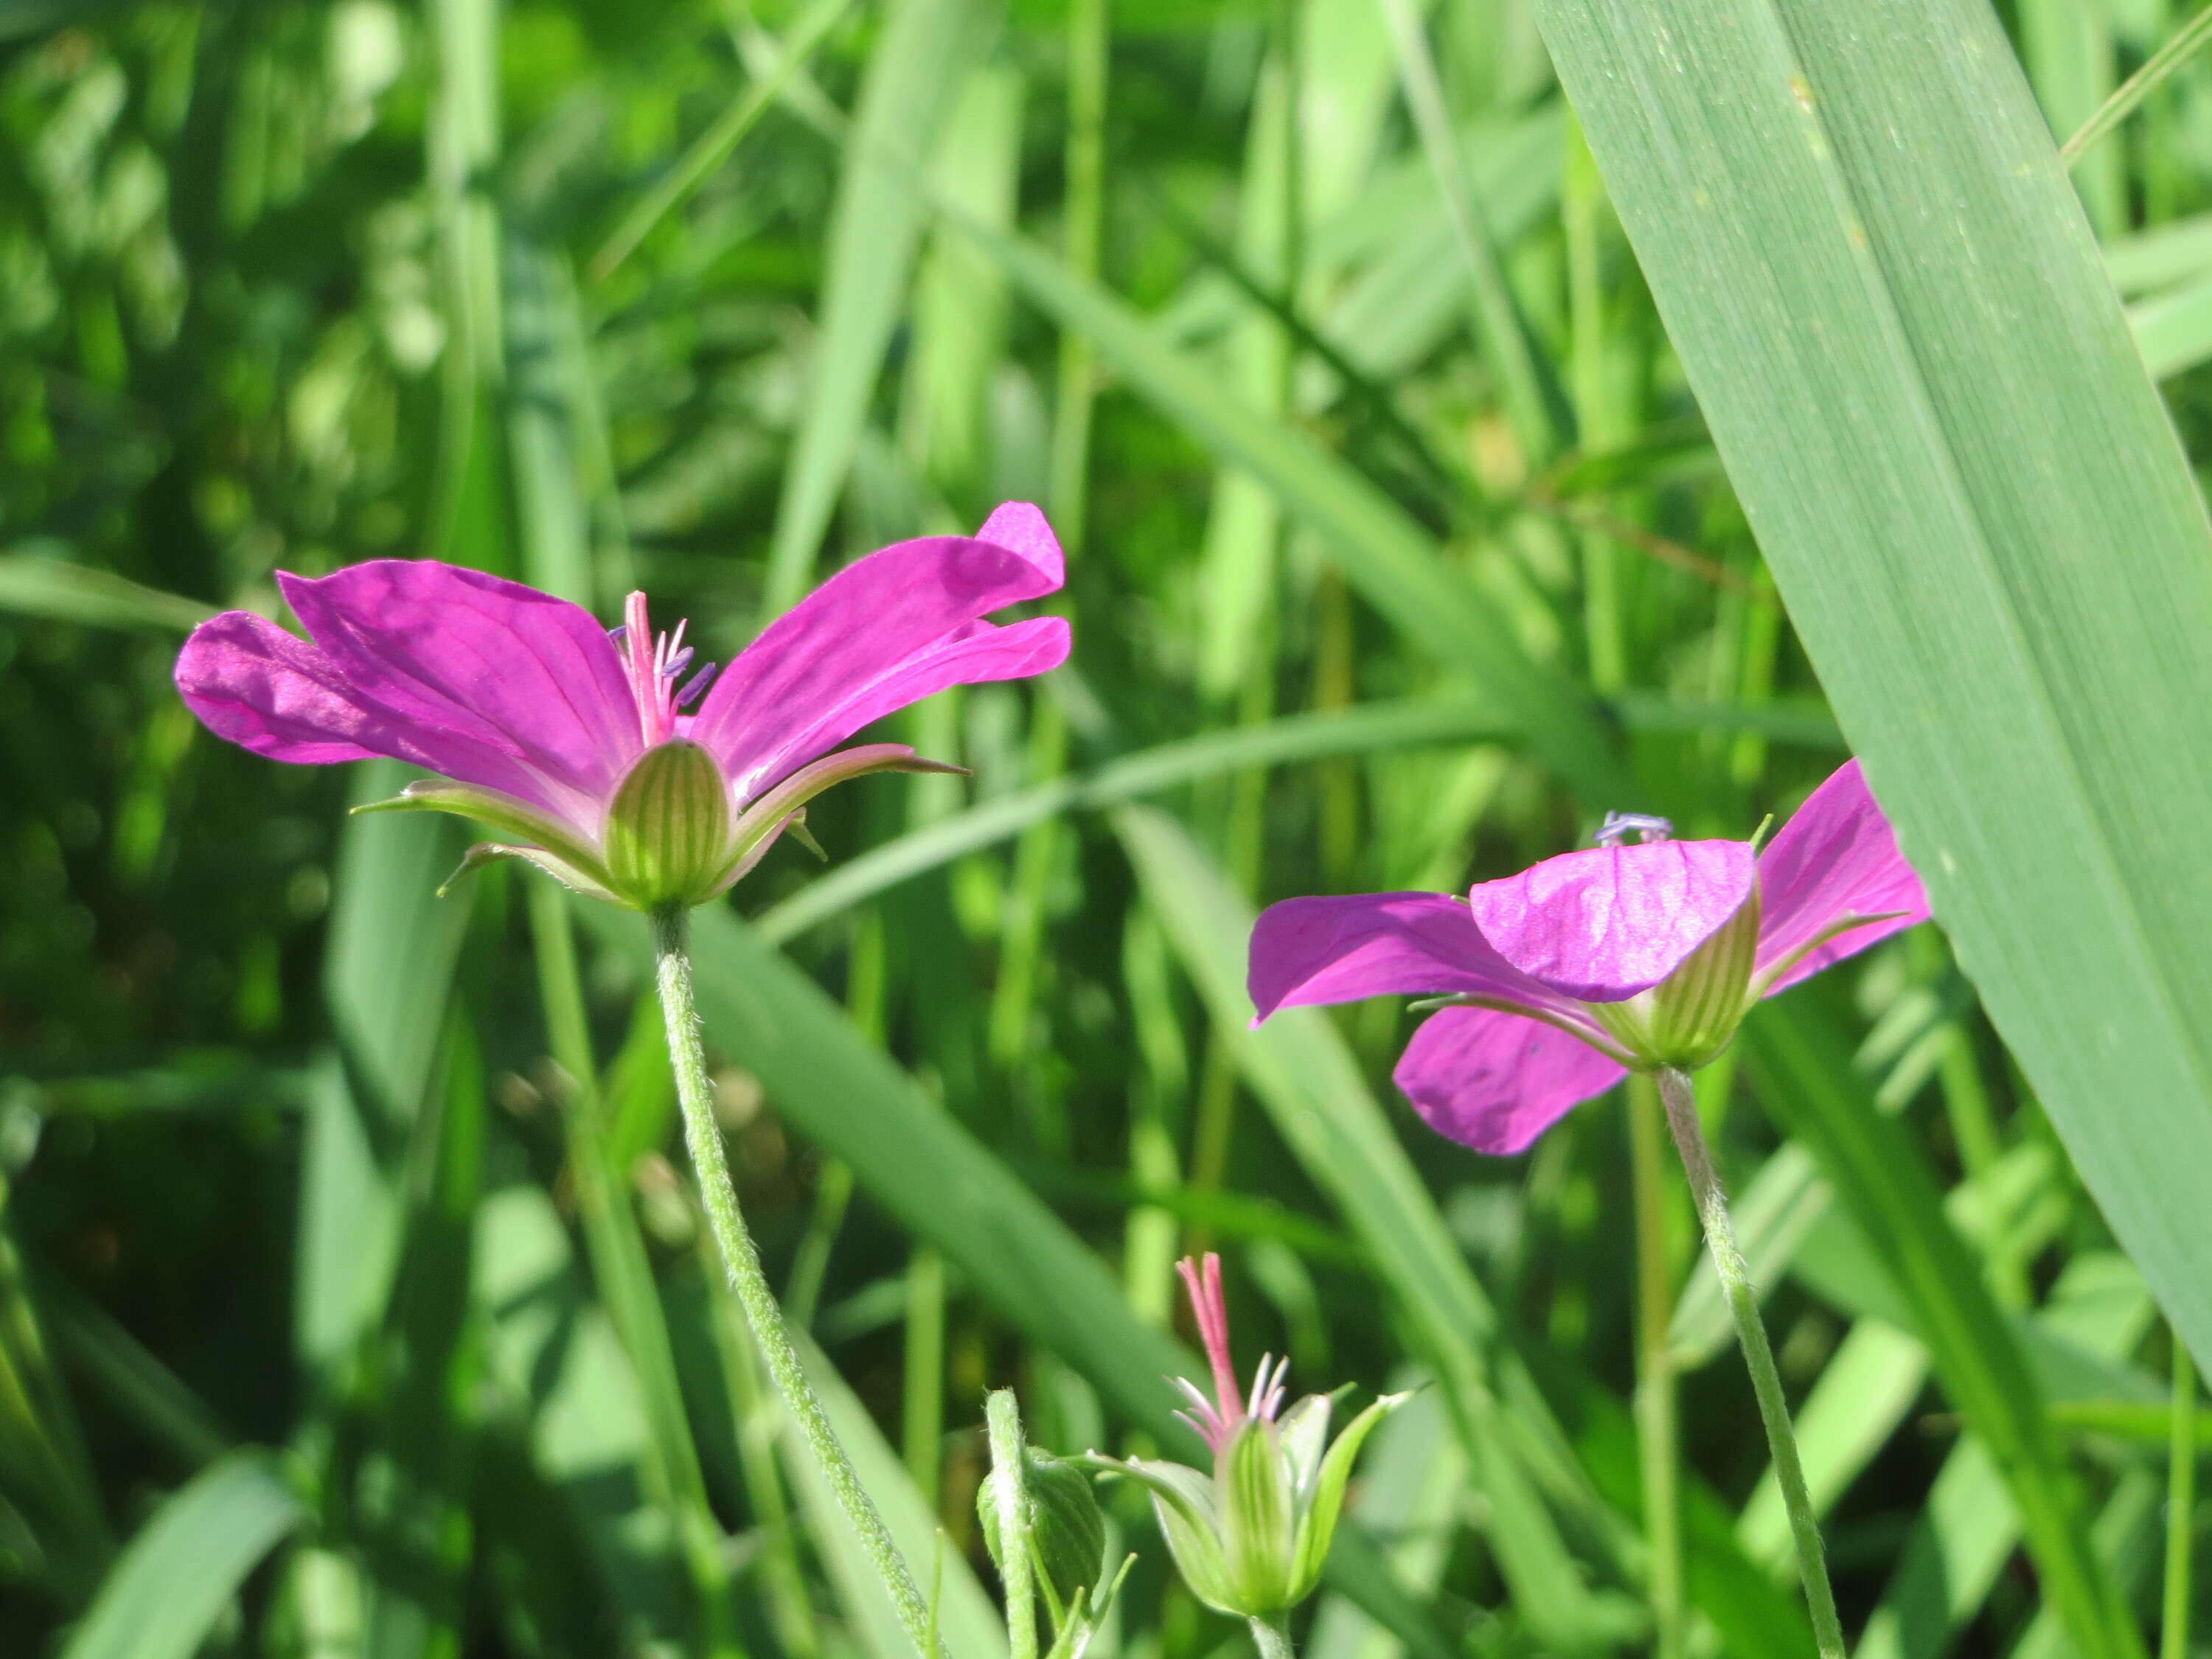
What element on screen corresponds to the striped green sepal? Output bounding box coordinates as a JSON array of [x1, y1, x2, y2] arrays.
[[604, 739, 734, 911]]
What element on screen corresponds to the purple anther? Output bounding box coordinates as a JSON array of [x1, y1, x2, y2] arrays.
[[674, 659, 719, 709], [660, 645, 695, 680], [1593, 810, 1674, 847], [606, 624, 628, 647]]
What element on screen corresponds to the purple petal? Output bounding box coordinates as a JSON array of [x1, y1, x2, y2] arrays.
[[1464, 838, 1757, 1002], [277, 561, 640, 804], [1247, 892, 1580, 1026], [688, 507, 1068, 802], [175, 609, 598, 829], [1756, 759, 1930, 995], [1394, 1006, 1626, 1155]]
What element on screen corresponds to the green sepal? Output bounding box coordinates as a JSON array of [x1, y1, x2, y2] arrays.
[[1218, 1420, 1297, 1615], [1646, 886, 1761, 1066], [712, 743, 963, 897], [604, 739, 734, 910], [1747, 908, 1913, 1000], [355, 780, 611, 881], [1081, 1455, 1238, 1615], [1287, 1390, 1412, 1604], [441, 841, 625, 905]]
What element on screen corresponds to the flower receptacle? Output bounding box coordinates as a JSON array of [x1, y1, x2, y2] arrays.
[[604, 740, 734, 911]]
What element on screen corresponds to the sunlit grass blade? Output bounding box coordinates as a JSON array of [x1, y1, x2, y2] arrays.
[[941, 212, 1630, 806], [1537, 0, 2212, 1484], [57, 1450, 307, 1659], [757, 699, 1512, 944], [0, 545, 215, 631], [589, 0, 858, 282], [762, 0, 983, 612]]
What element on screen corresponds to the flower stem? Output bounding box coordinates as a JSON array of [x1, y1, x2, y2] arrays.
[[1247, 1614, 1297, 1659], [653, 906, 938, 1658], [1626, 1074, 1685, 1659], [2166, 1332, 2197, 1659], [1655, 1067, 1845, 1659], [985, 1389, 1039, 1659]]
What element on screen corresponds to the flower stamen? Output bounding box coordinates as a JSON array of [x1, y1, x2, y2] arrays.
[[617, 593, 718, 745]]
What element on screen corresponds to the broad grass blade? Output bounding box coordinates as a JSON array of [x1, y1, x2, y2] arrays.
[[1534, 0, 2212, 1489], [58, 1450, 307, 1659]]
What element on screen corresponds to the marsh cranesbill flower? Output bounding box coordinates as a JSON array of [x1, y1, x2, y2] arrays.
[[1085, 1256, 1406, 1633], [1248, 759, 1927, 1155], [173, 503, 1068, 911]]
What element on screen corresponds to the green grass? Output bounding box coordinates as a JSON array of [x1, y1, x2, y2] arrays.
[[6, 1, 2212, 1655]]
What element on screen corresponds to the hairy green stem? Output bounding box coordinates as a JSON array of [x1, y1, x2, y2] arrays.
[[2167, 1334, 2197, 1659], [653, 906, 936, 1658], [1626, 1075, 1684, 1659], [1656, 1067, 1844, 1659], [986, 1389, 1039, 1659], [1246, 1613, 1296, 1659]]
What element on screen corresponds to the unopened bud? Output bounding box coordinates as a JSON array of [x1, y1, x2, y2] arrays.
[[978, 1446, 1107, 1618]]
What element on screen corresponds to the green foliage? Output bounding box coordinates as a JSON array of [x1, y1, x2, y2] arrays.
[[7, 0, 2212, 1655]]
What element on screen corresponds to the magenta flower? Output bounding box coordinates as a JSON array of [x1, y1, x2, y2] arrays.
[[174, 504, 1068, 909], [1248, 760, 1928, 1155]]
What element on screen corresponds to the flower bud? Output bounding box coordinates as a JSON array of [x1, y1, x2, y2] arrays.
[[603, 740, 734, 910], [978, 1446, 1108, 1618]]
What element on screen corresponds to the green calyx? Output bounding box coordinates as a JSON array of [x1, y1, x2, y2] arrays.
[[1086, 1388, 1408, 1620], [1593, 888, 1762, 1071], [604, 739, 734, 910]]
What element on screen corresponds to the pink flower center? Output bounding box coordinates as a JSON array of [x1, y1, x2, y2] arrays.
[[615, 592, 718, 747]]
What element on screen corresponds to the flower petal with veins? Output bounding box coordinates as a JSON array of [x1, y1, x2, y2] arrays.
[[1465, 838, 1757, 1002]]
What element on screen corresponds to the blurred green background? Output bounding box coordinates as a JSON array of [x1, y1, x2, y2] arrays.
[[8, 0, 2212, 1655]]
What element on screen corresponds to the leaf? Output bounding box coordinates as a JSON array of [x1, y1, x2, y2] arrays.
[[59, 1450, 307, 1659], [1538, 1, 2212, 1639]]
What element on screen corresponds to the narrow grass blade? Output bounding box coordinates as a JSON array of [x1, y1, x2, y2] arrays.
[[58, 1450, 307, 1659], [1745, 1001, 2137, 1658], [762, 0, 981, 611], [0, 546, 215, 632], [1535, 0, 2212, 1463], [589, 0, 858, 281], [2064, 3, 2212, 163], [757, 699, 1512, 943], [944, 212, 1631, 805]]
